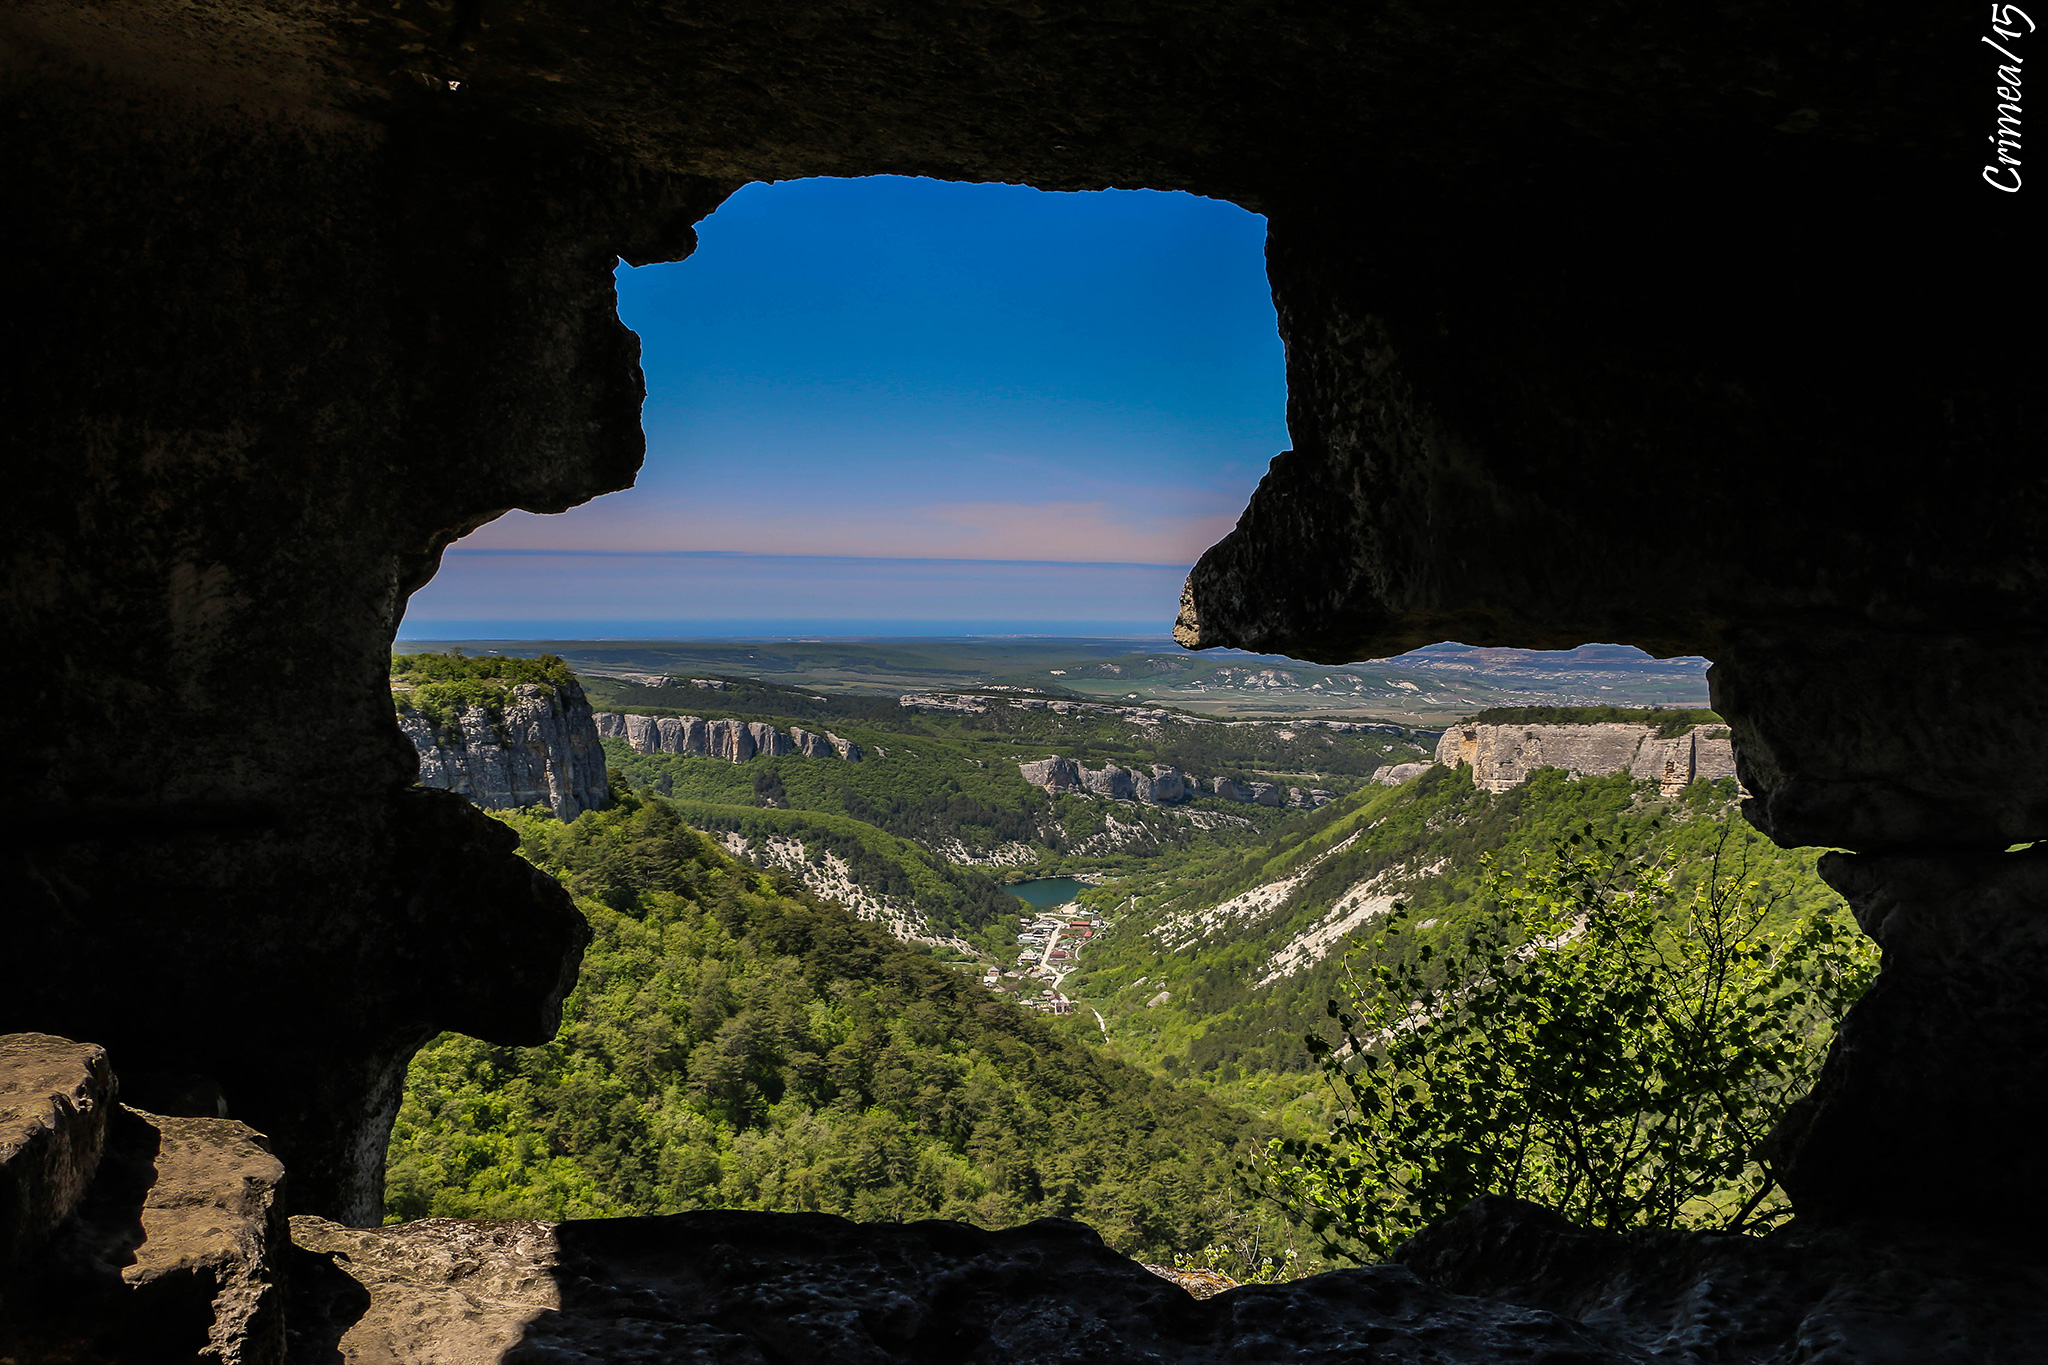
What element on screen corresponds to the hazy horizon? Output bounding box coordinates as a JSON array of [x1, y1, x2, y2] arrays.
[[401, 177, 1281, 639]]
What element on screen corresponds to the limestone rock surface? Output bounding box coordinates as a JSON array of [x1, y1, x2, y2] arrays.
[[2, 1101, 287, 1365], [897, 692, 988, 715], [1081, 763, 1136, 800], [1436, 722, 1736, 796], [277, 1199, 2048, 1363], [1148, 765, 1191, 803], [0, 1033, 113, 1267], [1018, 757, 1083, 792], [401, 681, 608, 821], [1020, 758, 1193, 806], [658, 715, 709, 756], [288, 1216, 560, 1365], [283, 1209, 1627, 1365], [598, 714, 860, 764], [748, 721, 792, 757]]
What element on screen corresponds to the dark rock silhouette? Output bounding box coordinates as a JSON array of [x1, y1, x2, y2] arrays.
[[2, 0, 2039, 1354]]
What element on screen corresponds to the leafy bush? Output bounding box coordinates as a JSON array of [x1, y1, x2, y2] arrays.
[[390, 651, 579, 744], [1258, 822, 1875, 1261], [390, 650, 578, 688]]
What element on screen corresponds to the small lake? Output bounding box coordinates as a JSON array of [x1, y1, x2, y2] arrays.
[[1006, 877, 1090, 911]]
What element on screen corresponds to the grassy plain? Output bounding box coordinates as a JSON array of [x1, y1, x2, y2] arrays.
[[399, 636, 1713, 725]]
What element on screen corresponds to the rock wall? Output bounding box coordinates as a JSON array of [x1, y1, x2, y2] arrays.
[[7, 0, 2038, 1254], [1018, 757, 1083, 792], [1018, 759, 1331, 810], [1434, 723, 1737, 796], [1019, 758, 1199, 806], [399, 682, 608, 821], [596, 713, 861, 763]]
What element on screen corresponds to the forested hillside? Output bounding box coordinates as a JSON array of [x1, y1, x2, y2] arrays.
[[1062, 767, 1854, 1093], [657, 796, 1022, 945], [384, 796, 1298, 1265]]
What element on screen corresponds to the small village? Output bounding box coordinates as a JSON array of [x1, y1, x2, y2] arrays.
[[980, 904, 1106, 1016]]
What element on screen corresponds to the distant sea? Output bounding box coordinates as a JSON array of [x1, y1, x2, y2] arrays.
[[397, 620, 1181, 640]]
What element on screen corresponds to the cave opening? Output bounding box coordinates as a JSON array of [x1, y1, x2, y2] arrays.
[[9, 4, 2042, 1353], [403, 175, 1287, 641]]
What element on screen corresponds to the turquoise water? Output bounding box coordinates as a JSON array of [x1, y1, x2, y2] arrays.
[[1007, 877, 1089, 911]]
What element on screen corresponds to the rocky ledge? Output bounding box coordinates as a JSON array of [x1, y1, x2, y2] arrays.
[[289, 1198, 2048, 1364], [1019, 757, 1191, 804], [1, 1035, 288, 1364], [7, 1033, 2043, 1364]]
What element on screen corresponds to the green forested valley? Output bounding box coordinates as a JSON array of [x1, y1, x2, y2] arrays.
[[384, 795, 1297, 1265], [389, 648, 1860, 1274]]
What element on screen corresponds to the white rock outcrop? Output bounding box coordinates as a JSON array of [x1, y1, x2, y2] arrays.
[[1434, 722, 1739, 796], [1137, 765, 1191, 804], [898, 692, 988, 714], [593, 714, 861, 763], [1016, 757, 1330, 809], [401, 681, 609, 820], [1081, 764, 1136, 800], [1018, 758, 1193, 806]]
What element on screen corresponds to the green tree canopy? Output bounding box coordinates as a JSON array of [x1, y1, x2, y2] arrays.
[[1260, 822, 1876, 1261], [386, 795, 1299, 1266]]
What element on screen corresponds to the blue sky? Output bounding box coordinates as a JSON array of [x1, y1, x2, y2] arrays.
[[402, 176, 1285, 636]]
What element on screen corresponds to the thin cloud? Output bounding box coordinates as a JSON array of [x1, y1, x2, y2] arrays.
[[459, 496, 1238, 565]]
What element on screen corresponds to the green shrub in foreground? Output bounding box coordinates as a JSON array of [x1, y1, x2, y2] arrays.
[[1259, 822, 1876, 1261]]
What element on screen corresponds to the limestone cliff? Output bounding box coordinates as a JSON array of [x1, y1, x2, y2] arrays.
[[1434, 722, 1738, 796], [595, 713, 861, 763], [398, 681, 608, 821], [1018, 759, 1330, 810], [1019, 758, 1194, 806]]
